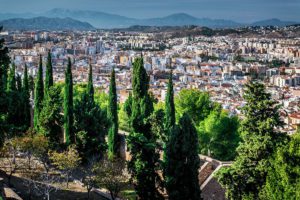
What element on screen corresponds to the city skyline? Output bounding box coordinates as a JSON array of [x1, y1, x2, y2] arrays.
[[0, 0, 299, 23]]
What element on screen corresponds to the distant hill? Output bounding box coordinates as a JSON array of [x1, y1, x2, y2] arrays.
[[140, 13, 241, 28], [0, 9, 298, 29], [43, 9, 241, 28], [251, 18, 298, 27], [0, 17, 95, 31], [44, 8, 136, 28]]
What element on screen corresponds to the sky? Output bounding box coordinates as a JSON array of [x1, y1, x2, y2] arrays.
[[0, 0, 299, 23]]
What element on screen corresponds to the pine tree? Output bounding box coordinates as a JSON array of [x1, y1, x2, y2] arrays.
[[23, 64, 31, 129], [45, 50, 53, 97], [165, 71, 175, 132], [108, 68, 119, 158], [165, 114, 202, 200], [34, 55, 44, 130], [39, 85, 63, 148], [216, 82, 288, 200], [64, 57, 74, 144], [7, 63, 16, 92], [127, 57, 162, 199], [73, 63, 109, 159]]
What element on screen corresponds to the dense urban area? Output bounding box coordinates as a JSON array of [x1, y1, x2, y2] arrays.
[[0, 24, 300, 200]]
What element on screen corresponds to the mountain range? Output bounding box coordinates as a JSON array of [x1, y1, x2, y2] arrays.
[[0, 17, 94, 31], [0, 8, 299, 29]]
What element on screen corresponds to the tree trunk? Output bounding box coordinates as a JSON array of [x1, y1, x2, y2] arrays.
[[110, 191, 115, 200], [8, 171, 12, 187], [66, 174, 69, 188], [87, 189, 90, 200]]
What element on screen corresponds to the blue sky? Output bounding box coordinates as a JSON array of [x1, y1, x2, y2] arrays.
[[0, 0, 299, 22]]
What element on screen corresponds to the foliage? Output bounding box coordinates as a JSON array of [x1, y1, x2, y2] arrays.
[[216, 82, 288, 200], [7, 63, 16, 92], [45, 50, 54, 97], [164, 71, 175, 133], [108, 68, 119, 158], [261, 132, 300, 199], [93, 158, 129, 200], [175, 89, 212, 124], [50, 145, 81, 188], [165, 114, 202, 200], [118, 103, 131, 132], [74, 90, 109, 160], [198, 109, 240, 161], [34, 55, 44, 130], [0, 137, 21, 186], [127, 57, 162, 199], [23, 64, 31, 129], [80, 157, 98, 200], [64, 57, 74, 144], [38, 85, 63, 148]]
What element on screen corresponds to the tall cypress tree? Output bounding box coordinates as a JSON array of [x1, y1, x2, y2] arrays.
[[165, 71, 175, 132], [23, 64, 31, 129], [0, 28, 10, 94], [127, 57, 162, 199], [64, 57, 74, 144], [87, 64, 94, 103], [34, 55, 44, 130], [165, 114, 202, 200], [7, 63, 16, 92], [45, 50, 53, 97], [16, 74, 22, 92], [0, 28, 10, 145], [108, 68, 119, 158]]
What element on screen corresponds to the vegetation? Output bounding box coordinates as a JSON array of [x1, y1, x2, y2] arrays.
[[93, 157, 129, 200], [216, 82, 288, 199], [261, 131, 300, 199], [126, 57, 163, 199], [34, 55, 44, 130], [108, 68, 119, 159], [164, 71, 175, 132], [45, 50, 54, 97], [64, 57, 74, 144], [1, 34, 299, 200], [198, 109, 240, 161], [73, 65, 109, 160], [50, 145, 81, 188], [175, 89, 212, 124], [165, 114, 202, 200]]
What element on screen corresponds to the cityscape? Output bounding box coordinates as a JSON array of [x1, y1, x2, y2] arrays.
[[0, 0, 300, 200]]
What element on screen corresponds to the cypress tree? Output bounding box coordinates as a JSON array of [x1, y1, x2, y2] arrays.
[[64, 57, 74, 144], [45, 50, 53, 97], [7, 63, 16, 91], [87, 64, 94, 103], [34, 55, 44, 130], [0, 28, 10, 145], [0, 28, 10, 93], [165, 114, 202, 200], [127, 57, 162, 199], [108, 68, 119, 158], [23, 64, 31, 129], [165, 71, 175, 132], [16, 74, 22, 92]]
